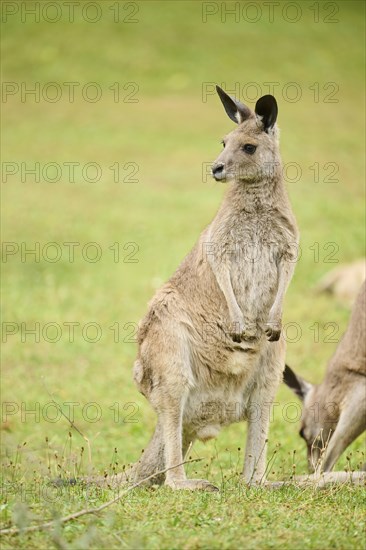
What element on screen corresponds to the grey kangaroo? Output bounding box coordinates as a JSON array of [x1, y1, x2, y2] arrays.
[[127, 86, 299, 491], [284, 281, 366, 473]]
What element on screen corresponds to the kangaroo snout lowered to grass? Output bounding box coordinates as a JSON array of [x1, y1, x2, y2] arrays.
[[129, 86, 299, 491], [284, 281, 366, 473]]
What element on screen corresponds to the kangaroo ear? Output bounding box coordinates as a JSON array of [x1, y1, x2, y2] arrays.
[[255, 94, 278, 132], [283, 364, 312, 401], [216, 85, 252, 124]]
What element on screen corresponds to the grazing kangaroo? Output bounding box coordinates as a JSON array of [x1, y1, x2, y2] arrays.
[[284, 281, 366, 473], [128, 86, 299, 491]]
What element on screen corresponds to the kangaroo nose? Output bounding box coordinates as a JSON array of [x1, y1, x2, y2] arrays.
[[212, 163, 225, 180]]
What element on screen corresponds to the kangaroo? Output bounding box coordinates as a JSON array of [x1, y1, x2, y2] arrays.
[[125, 86, 299, 491], [284, 281, 366, 473]]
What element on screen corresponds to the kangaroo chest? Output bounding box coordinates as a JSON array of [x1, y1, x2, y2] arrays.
[[221, 210, 289, 315]]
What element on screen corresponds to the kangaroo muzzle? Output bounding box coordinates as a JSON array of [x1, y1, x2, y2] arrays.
[[212, 162, 226, 181]]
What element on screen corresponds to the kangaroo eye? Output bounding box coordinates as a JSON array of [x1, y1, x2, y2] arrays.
[[243, 144, 257, 154], [299, 428, 305, 439], [221, 140, 226, 148]]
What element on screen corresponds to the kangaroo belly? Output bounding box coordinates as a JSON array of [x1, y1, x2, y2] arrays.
[[183, 367, 256, 440], [184, 392, 247, 440]]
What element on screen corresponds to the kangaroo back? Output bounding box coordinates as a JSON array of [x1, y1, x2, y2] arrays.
[[328, 280, 366, 375]]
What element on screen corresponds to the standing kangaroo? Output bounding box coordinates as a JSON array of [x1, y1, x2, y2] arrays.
[[284, 281, 366, 473], [128, 87, 299, 491]]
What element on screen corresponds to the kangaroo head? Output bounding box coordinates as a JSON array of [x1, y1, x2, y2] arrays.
[[283, 365, 340, 472], [212, 86, 280, 184]]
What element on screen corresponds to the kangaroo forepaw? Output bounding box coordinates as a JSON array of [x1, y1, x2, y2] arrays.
[[230, 322, 258, 343], [265, 322, 281, 342], [165, 478, 219, 492]]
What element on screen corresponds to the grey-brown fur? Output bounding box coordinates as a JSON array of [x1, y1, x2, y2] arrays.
[[284, 281, 366, 472], [125, 87, 299, 491]]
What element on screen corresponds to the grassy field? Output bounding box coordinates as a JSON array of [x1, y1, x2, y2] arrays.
[[1, 1, 365, 548]]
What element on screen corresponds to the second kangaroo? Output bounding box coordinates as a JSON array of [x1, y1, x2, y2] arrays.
[[130, 86, 299, 491], [284, 281, 366, 473]]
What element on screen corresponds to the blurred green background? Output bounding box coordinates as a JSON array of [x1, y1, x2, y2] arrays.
[[1, 1, 365, 548]]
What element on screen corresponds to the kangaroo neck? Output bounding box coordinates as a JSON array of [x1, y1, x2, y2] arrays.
[[226, 175, 284, 213]]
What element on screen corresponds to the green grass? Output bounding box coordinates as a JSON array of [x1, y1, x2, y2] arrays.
[[1, 1, 365, 548]]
